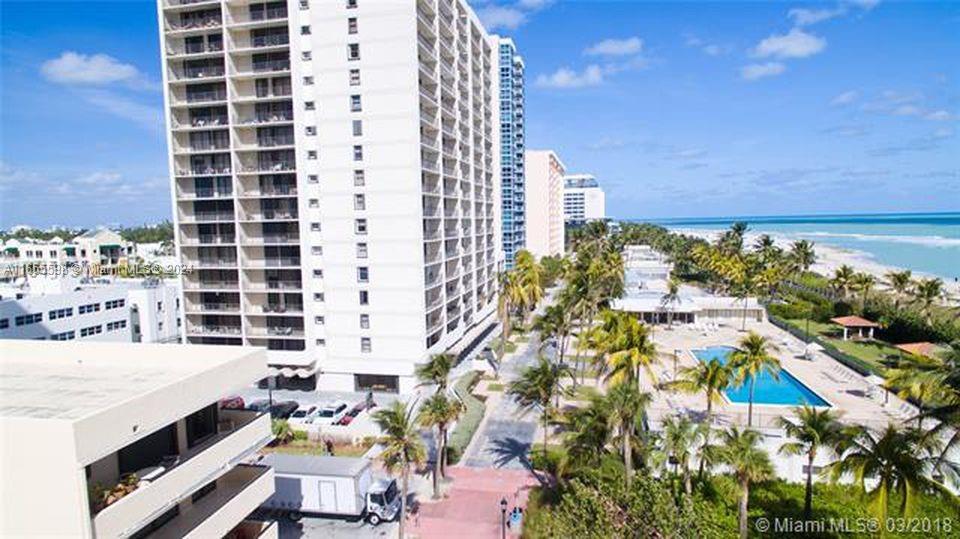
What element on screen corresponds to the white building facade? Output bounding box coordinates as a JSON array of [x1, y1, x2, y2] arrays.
[[159, 0, 501, 393], [0, 341, 276, 538], [563, 173, 605, 225], [523, 149, 565, 259]]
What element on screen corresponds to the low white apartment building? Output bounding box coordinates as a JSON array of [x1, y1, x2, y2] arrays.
[[0, 341, 276, 538], [0, 275, 181, 344], [1, 229, 135, 276], [159, 0, 501, 393], [524, 150, 565, 259], [563, 173, 605, 225]]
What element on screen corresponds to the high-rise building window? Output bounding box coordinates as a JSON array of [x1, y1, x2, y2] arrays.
[[308, 174, 319, 183], [354, 218, 368, 234], [350, 95, 362, 111], [348, 17, 358, 34], [361, 337, 371, 353], [316, 338, 326, 346], [311, 222, 321, 231], [301, 51, 312, 61], [313, 269, 323, 278], [353, 145, 363, 161], [354, 169, 365, 186], [314, 316, 325, 325], [307, 150, 318, 160], [305, 125, 316, 135], [314, 292, 325, 302], [346, 0, 357, 9], [354, 194, 365, 210], [309, 198, 319, 208], [357, 266, 369, 282], [348, 43, 360, 61], [301, 26, 311, 35], [349, 69, 361, 85], [360, 314, 370, 328], [304, 76, 314, 85], [352, 119, 362, 136], [311, 246, 323, 255], [299, 0, 309, 9], [356, 242, 368, 258], [359, 290, 369, 305], [305, 101, 315, 110]]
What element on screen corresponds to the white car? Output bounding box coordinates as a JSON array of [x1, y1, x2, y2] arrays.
[[287, 405, 317, 427], [312, 402, 349, 425]]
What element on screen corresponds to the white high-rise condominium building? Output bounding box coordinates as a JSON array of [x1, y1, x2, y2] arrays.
[[524, 150, 565, 259], [497, 38, 524, 269], [159, 0, 500, 393], [563, 173, 605, 225]]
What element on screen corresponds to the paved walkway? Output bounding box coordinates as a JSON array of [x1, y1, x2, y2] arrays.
[[412, 467, 540, 538]]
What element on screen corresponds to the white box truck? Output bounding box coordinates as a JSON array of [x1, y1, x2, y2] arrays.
[[260, 454, 400, 525]]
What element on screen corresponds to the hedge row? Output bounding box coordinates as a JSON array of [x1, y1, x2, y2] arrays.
[[446, 371, 485, 464]]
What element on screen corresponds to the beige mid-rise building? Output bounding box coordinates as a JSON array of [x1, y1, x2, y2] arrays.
[[524, 150, 565, 259], [0, 341, 276, 538]]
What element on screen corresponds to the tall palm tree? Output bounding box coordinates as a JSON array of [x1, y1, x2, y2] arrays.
[[514, 249, 545, 320], [418, 393, 463, 497], [534, 302, 575, 366], [605, 382, 651, 486], [659, 276, 681, 327], [669, 358, 733, 422], [730, 332, 781, 427], [604, 314, 659, 389], [662, 414, 699, 494], [912, 277, 945, 325], [852, 272, 876, 312], [885, 270, 913, 312], [790, 239, 817, 274], [497, 270, 525, 359], [559, 393, 613, 469], [776, 406, 846, 519], [373, 401, 426, 539], [710, 427, 773, 539], [829, 424, 944, 522], [415, 353, 455, 393], [830, 264, 856, 299], [508, 354, 572, 455]]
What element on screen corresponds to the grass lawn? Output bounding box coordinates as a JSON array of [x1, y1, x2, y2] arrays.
[[262, 438, 373, 457], [486, 382, 505, 392], [491, 337, 518, 356], [785, 318, 900, 370]]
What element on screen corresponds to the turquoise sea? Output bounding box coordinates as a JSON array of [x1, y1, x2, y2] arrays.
[[639, 212, 960, 281]]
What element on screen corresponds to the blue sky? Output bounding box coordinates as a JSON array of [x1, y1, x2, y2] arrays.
[[0, 0, 957, 228]]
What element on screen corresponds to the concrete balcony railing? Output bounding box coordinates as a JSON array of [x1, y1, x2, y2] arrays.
[[247, 326, 305, 338], [182, 280, 239, 291], [151, 465, 274, 539], [244, 280, 301, 291], [92, 412, 271, 539], [186, 324, 242, 336], [231, 520, 279, 539]]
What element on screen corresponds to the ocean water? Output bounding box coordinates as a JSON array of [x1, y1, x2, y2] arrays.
[[643, 212, 960, 281], [692, 346, 829, 407]]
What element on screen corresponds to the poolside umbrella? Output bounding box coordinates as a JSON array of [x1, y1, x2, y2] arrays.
[[865, 374, 888, 405]]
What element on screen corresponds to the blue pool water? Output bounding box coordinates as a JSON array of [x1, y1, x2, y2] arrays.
[[693, 346, 829, 407]]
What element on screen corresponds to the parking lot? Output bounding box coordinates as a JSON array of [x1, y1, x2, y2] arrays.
[[277, 514, 398, 539]]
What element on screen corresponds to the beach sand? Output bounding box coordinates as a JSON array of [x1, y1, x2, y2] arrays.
[[671, 228, 960, 303]]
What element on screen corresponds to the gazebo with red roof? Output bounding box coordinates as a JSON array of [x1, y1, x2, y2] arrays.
[[895, 342, 938, 358], [830, 315, 879, 341]]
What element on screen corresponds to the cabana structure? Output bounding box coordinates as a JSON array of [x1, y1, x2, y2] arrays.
[[830, 315, 879, 341], [894, 342, 938, 358]]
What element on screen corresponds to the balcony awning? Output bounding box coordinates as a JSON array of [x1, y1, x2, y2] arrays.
[[268, 364, 319, 378]]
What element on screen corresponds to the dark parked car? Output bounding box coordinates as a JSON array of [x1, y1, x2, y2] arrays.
[[246, 399, 271, 412], [269, 401, 299, 419]]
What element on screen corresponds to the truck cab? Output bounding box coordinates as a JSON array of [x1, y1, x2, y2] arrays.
[[364, 479, 400, 525]]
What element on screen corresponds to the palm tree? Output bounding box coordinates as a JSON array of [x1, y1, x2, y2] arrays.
[[508, 354, 572, 455], [718, 222, 748, 256], [605, 382, 651, 486], [497, 270, 524, 359], [415, 353, 455, 393], [373, 401, 426, 539], [710, 427, 773, 539], [852, 272, 876, 312], [560, 393, 613, 469], [912, 277, 945, 325], [830, 264, 856, 299], [659, 276, 681, 327], [662, 414, 699, 494], [534, 302, 575, 366], [776, 406, 846, 519], [790, 240, 817, 274], [885, 270, 913, 311], [730, 332, 781, 427], [418, 393, 463, 497], [829, 424, 944, 522], [604, 314, 659, 390], [669, 358, 733, 422], [271, 419, 295, 445], [514, 249, 545, 320]]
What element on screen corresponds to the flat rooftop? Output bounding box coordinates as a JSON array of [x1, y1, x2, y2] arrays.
[[0, 340, 264, 422]]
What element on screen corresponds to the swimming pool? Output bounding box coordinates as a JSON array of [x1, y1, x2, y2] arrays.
[[692, 346, 830, 407]]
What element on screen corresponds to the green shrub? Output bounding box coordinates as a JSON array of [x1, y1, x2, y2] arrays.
[[446, 371, 485, 464]]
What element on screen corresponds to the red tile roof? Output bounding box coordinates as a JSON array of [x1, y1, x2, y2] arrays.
[[830, 315, 880, 328]]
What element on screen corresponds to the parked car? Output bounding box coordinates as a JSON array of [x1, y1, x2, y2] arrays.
[[270, 401, 299, 419], [336, 405, 363, 426], [314, 402, 349, 425], [246, 399, 271, 412], [288, 405, 318, 427], [219, 395, 245, 410]]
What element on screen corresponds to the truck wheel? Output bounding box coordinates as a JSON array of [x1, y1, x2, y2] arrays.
[[367, 513, 381, 526], [287, 511, 303, 522]]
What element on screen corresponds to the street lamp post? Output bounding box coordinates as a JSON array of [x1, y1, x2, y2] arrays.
[[500, 497, 508, 539]]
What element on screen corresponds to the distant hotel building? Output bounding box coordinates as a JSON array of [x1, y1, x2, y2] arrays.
[[497, 38, 525, 268], [158, 0, 501, 393], [0, 341, 276, 538], [1, 228, 135, 275], [524, 150, 565, 259], [0, 275, 181, 344], [563, 173, 605, 225]]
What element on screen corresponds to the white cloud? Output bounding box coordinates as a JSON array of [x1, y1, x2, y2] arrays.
[[683, 33, 730, 56], [830, 90, 859, 106], [740, 62, 787, 81], [516, 0, 552, 9], [41, 51, 145, 87], [932, 127, 955, 139], [925, 110, 954, 121], [535, 65, 604, 88], [752, 28, 827, 59], [81, 90, 164, 132], [76, 172, 123, 186], [476, 6, 527, 31], [585, 137, 628, 150], [847, 0, 880, 10], [893, 104, 922, 116], [673, 148, 707, 160], [788, 7, 845, 26], [584, 37, 643, 57]]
